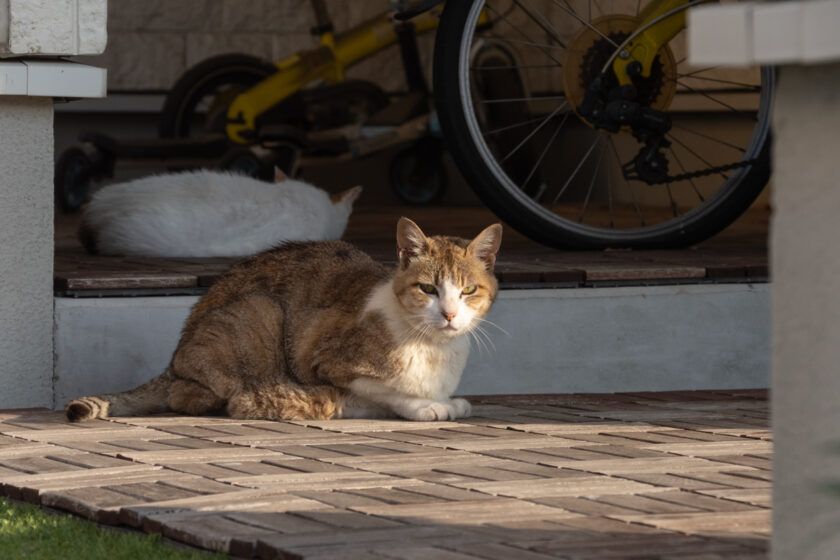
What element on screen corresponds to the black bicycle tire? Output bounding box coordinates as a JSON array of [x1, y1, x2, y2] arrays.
[[433, 0, 773, 250], [159, 54, 277, 139], [54, 147, 95, 213]]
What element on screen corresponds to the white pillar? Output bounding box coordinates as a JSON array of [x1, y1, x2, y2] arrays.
[[0, 96, 54, 408], [1, 0, 107, 408], [771, 62, 840, 560], [689, 2, 840, 558]]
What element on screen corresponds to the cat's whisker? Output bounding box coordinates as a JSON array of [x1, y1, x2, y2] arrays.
[[473, 324, 497, 354], [468, 329, 491, 357], [468, 319, 497, 353], [475, 317, 510, 337]]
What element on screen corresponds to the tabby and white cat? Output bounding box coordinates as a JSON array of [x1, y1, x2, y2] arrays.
[[79, 168, 361, 257], [66, 217, 502, 422]]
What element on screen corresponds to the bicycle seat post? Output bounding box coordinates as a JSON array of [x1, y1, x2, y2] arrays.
[[309, 0, 341, 80], [309, 0, 333, 36], [391, 1, 428, 94]]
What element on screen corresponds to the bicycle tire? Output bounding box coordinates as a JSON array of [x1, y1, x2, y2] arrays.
[[433, 0, 774, 249], [159, 54, 276, 138], [55, 147, 96, 213]]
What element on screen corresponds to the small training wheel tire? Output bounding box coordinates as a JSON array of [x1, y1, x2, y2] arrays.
[[219, 147, 276, 181], [55, 147, 96, 213], [390, 144, 446, 205]]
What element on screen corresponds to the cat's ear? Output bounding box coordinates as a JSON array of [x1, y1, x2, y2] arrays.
[[274, 167, 289, 183], [396, 217, 428, 268], [330, 186, 362, 210], [467, 223, 503, 270]]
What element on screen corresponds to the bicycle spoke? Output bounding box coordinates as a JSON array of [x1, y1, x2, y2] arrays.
[[608, 135, 645, 226], [676, 83, 753, 115], [667, 132, 730, 181], [484, 3, 566, 67], [525, 112, 571, 199], [552, 133, 600, 205], [511, 0, 568, 49], [665, 72, 757, 118], [579, 141, 606, 223], [501, 101, 569, 163], [470, 63, 560, 71], [484, 34, 566, 53], [670, 124, 746, 153], [483, 114, 550, 137], [680, 65, 721, 78], [482, 94, 566, 104], [665, 182, 679, 217], [676, 73, 761, 90], [669, 146, 705, 203], [548, 0, 620, 49]]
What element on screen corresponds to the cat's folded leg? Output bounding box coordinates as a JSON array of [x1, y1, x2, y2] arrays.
[[226, 381, 345, 420], [347, 378, 466, 421]]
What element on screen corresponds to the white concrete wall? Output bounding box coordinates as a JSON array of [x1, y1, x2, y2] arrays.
[[467, 284, 769, 395], [54, 284, 769, 409], [771, 62, 840, 560], [0, 96, 54, 408]]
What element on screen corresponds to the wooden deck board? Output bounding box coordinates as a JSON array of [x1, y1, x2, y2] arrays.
[[1, 390, 770, 558], [54, 206, 768, 295]]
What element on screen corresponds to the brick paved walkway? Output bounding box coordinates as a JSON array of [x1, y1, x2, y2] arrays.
[[0, 391, 770, 559]]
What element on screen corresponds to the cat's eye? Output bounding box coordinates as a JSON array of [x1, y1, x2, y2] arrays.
[[462, 285, 477, 295], [418, 283, 438, 295]]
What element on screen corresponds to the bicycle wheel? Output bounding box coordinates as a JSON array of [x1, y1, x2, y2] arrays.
[[159, 54, 276, 138], [434, 0, 773, 249], [55, 147, 100, 213]]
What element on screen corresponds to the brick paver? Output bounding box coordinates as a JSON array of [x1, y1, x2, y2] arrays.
[[0, 391, 770, 559]]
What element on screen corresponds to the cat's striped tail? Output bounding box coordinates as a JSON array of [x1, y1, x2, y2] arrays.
[[65, 370, 174, 422]]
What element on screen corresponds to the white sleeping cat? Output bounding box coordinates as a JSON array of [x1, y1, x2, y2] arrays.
[[79, 168, 362, 257]]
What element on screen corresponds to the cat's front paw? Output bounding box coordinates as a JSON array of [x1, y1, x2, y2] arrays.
[[449, 398, 472, 419], [404, 399, 456, 421]]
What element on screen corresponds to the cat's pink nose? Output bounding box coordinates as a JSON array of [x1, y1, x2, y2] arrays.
[[442, 311, 457, 322]]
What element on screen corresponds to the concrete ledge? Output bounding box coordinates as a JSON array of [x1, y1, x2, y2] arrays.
[[53, 284, 770, 409], [0, 60, 106, 97]]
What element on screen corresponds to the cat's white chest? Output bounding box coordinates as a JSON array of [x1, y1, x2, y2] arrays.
[[387, 338, 470, 401]]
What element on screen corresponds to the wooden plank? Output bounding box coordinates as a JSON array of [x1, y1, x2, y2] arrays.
[[40, 486, 144, 524], [158, 513, 278, 554], [55, 271, 198, 291], [585, 264, 707, 282]]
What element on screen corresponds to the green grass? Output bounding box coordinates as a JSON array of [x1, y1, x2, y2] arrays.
[[0, 498, 224, 560]]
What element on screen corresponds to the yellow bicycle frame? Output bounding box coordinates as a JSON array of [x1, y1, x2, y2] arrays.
[[225, 0, 692, 143], [612, 0, 706, 86], [225, 9, 441, 144]]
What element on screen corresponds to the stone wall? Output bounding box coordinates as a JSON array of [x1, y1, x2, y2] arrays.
[[76, 0, 433, 93], [1, 0, 107, 55]]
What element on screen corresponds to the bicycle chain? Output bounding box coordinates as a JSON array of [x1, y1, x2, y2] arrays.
[[641, 157, 760, 185]]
